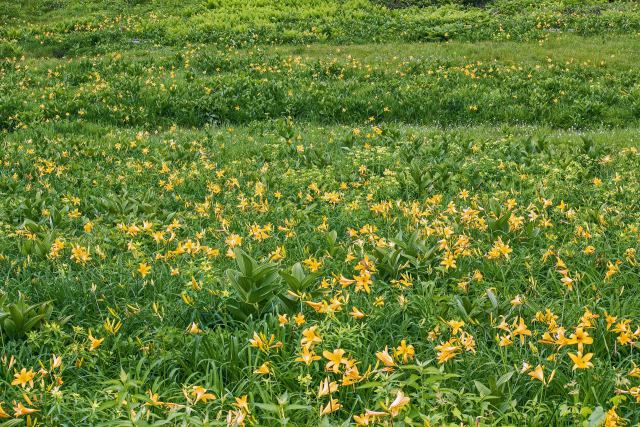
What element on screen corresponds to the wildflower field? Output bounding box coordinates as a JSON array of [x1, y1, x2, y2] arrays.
[[1, 0, 640, 425]]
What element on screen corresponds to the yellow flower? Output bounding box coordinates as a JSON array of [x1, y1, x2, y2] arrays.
[[317, 378, 338, 397], [146, 390, 164, 407], [350, 306, 366, 319], [435, 339, 460, 364], [459, 331, 476, 353], [353, 413, 372, 426], [605, 312, 617, 330], [341, 359, 363, 386], [487, 237, 512, 260], [512, 317, 532, 344], [233, 395, 249, 413], [138, 262, 151, 278], [303, 257, 322, 272], [387, 390, 410, 417], [446, 319, 465, 335], [11, 368, 35, 388], [354, 270, 373, 294], [568, 327, 593, 352], [353, 410, 387, 426], [497, 334, 513, 347], [225, 234, 243, 248], [0, 402, 10, 419], [187, 322, 202, 334], [568, 352, 594, 370], [394, 340, 415, 364], [604, 407, 623, 427], [269, 246, 287, 262], [628, 363, 640, 378], [70, 244, 91, 264], [278, 314, 288, 326], [254, 362, 270, 375], [293, 313, 305, 326], [13, 402, 38, 417], [440, 252, 456, 270], [375, 346, 396, 370], [88, 331, 104, 351], [104, 318, 122, 335], [295, 347, 321, 366], [323, 349, 346, 374], [300, 326, 322, 349], [249, 332, 281, 353], [319, 398, 341, 416], [191, 386, 216, 404], [553, 328, 571, 348], [226, 409, 246, 426], [560, 275, 574, 290], [528, 364, 544, 383]]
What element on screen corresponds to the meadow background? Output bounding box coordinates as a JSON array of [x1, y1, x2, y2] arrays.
[[1, 0, 640, 425]]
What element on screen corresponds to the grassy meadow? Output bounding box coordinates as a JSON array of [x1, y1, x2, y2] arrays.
[[1, 0, 640, 425]]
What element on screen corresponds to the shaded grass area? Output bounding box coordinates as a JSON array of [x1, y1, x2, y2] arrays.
[[2, 35, 639, 131], [2, 0, 639, 58], [278, 34, 640, 69]]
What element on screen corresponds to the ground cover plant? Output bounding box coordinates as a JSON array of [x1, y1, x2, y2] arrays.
[[1, 0, 639, 425]]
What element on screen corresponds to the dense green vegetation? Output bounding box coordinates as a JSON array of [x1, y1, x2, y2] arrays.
[[1, 0, 639, 426], [2, 35, 640, 131], [2, 0, 640, 54]]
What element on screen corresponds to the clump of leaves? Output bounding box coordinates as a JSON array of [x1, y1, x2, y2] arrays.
[[279, 262, 321, 311], [373, 231, 436, 279], [226, 248, 282, 321], [0, 293, 54, 339]]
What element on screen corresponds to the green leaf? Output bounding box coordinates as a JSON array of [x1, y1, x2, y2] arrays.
[[587, 406, 605, 427], [285, 404, 312, 411], [254, 403, 281, 413], [496, 370, 514, 388], [8, 304, 24, 327], [23, 313, 45, 332], [486, 288, 499, 310], [1, 419, 26, 427], [357, 381, 383, 389], [474, 380, 492, 396]]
